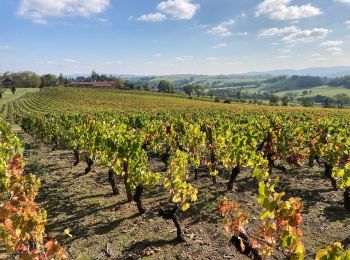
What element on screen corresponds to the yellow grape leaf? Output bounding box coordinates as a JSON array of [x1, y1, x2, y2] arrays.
[[172, 193, 181, 203], [64, 228, 73, 238], [181, 203, 190, 211]]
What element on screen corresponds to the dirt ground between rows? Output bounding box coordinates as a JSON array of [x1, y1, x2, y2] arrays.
[[19, 131, 349, 260]]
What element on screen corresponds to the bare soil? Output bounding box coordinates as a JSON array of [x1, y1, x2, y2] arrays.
[[19, 131, 349, 260]]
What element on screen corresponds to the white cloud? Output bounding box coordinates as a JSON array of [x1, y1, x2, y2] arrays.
[[176, 56, 194, 61], [45, 60, 57, 65], [278, 48, 291, 53], [256, 0, 322, 20], [326, 47, 342, 52], [207, 27, 231, 37], [276, 55, 291, 59], [138, 12, 166, 22], [17, 0, 110, 24], [97, 18, 108, 23], [346, 21, 350, 29], [237, 32, 248, 36], [213, 43, 227, 49], [259, 26, 299, 37], [326, 47, 343, 55], [64, 59, 78, 63], [207, 19, 235, 37], [206, 57, 218, 61], [282, 28, 331, 43], [101, 60, 123, 65], [335, 0, 350, 5], [154, 53, 162, 57], [310, 54, 327, 61], [157, 0, 199, 20], [320, 40, 343, 47]]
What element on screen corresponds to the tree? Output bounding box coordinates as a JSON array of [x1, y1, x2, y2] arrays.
[[195, 85, 202, 97], [11, 86, 16, 94], [221, 91, 227, 100], [281, 94, 289, 106], [323, 97, 334, 108], [334, 93, 350, 108], [302, 90, 308, 95], [236, 89, 242, 99], [199, 86, 206, 97], [286, 92, 296, 102], [0, 73, 8, 98], [58, 73, 65, 86], [40, 74, 58, 88], [269, 95, 279, 105], [300, 97, 314, 107], [208, 89, 216, 99], [124, 81, 135, 90], [143, 83, 151, 91], [183, 84, 195, 97], [91, 70, 98, 82], [9, 71, 41, 88], [158, 80, 173, 93], [113, 78, 124, 89]]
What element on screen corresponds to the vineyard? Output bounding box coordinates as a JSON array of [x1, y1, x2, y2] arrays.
[[1, 87, 350, 259]]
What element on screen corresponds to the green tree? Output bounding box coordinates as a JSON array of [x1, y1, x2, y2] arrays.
[[281, 94, 289, 106], [269, 95, 279, 105], [195, 85, 202, 97], [40, 74, 58, 88], [10, 71, 41, 88], [0, 73, 14, 95], [124, 80, 135, 90], [208, 88, 216, 99], [300, 97, 314, 107], [58, 73, 65, 86], [286, 92, 296, 102], [91, 70, 98, 82], [143, 83, 151, 91], [199, 86, 206, 97], [113, 78, 124, 89], [0, 77, 5, 99], [323, 97, 334, 108], [158, 80, 173, 93], [183, 84, 195, 97], [334, 93, 350, 108]]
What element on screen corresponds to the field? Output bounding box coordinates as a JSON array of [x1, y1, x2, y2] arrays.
[[276, 86, 350, 98], [1, 87, 350, 260], [0, 88, 38, 106], [149, 75, 350, 102]]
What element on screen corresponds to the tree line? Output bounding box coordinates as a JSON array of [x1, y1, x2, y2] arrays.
[[268, 93, 350, 108]]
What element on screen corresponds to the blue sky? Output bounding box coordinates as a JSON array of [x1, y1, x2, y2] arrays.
[[0, 0, 350, 75]]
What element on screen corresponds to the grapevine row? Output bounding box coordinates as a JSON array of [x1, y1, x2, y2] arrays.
[[0, 117, 66, 259]]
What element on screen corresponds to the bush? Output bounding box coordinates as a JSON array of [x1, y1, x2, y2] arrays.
[[214, 97, 220, 103]]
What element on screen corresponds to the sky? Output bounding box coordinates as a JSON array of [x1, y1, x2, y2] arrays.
[[0, 0, 350, 75]]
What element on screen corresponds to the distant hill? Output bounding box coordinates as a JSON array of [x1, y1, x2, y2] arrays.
[[244, 66, 350, 78], [64, 66, 350, 79]]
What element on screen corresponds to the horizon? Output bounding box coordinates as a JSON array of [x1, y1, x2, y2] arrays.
[[1, 0, 350, 75]]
